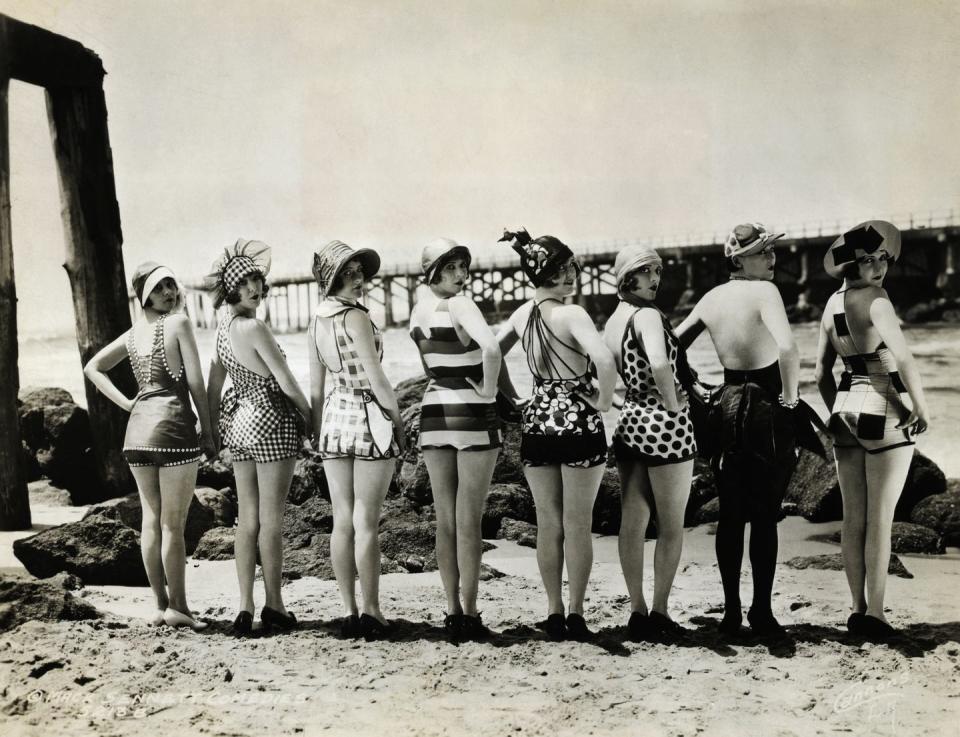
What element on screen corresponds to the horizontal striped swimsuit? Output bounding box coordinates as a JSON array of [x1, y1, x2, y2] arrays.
[[410, 298, 501, 451]]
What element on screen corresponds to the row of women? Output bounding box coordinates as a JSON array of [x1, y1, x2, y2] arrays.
[[84, 219, 928, 643]]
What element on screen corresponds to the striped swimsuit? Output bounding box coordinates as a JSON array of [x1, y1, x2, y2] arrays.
[[314, 302, 400, 460], [410, 297, 501, 451]]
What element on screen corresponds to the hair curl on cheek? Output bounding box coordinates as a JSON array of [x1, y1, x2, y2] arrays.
[[224, 281, 270, 305]]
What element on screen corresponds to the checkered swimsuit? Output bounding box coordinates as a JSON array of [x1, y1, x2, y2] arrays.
[[613, 307, 696, 466], [826, 290, 913, 454], [216, 314, 303, 463], [410, 300, 501, 451], [315, 305, 399, 460]]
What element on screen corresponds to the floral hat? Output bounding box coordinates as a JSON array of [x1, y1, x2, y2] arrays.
[[203, 238, 271, 308], [498, 228, 576, 287]]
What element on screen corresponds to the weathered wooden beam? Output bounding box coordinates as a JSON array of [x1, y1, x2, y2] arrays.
[[46, 83, 135, 501], [0, 14, 105, 88], [0, 56, 32, 529]]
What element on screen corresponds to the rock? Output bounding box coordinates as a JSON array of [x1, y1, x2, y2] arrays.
[[479, 563, 506, 581], [28, 480, 73, 507], [17, 387, 97, 501], [497, 517, 537, 547], [492, 424, 526, 486], [684, 463, 719, 526], [896, 452, 946, 521], [197, 455, 234, 490], [48, 572, 83, 590], [781, 501, 800, 517], [394, 375, 430, 414], [84, 493, 215, 555], [399, 454, 432, 506], [400, 403, 423, 463], [194, 487, 237, 528], [0, 575, 100, 632], [283, 534, 335, 579], [482, 483, 536, 537], [592, 467, 622, 535], [13, 515, 147, 585], [890, 521, 944, 554], [910, 490, 960, 546], [784, 553, 912, 579], [785, 432, 842, 522], [903, 300, 942, 323], [380, 556, 406, 574], [691, 497, 720, 525], [283, 495, 334, 542], [378, 497, 438, 571], [21, 442, 41, 483], [289, 452, 328, 504], [191, 527, 236, 560]]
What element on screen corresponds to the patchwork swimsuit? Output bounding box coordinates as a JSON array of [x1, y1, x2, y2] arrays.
[[123, 314, 202, 467], [314, 302, 400, 460], [216, 314, 303, 463], [826, 289, 914, 454], [519, 299, 607, 468], [613, 307, 696, 466], [410, 299, 502, 451]]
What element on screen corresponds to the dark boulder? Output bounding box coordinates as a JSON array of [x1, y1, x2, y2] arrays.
[[910, 489, 960, 547], [197, 455, 234, 490], [283, 495, 335, 545], [479, 563, 506, 580], [191, 527, 236, 561], [890, 521, 944, 554], [379, 498, 438, 572], [13, 515, 147, 585], [83, 493, 215, 555], [492, 424, 526, 486], [684, 463, 718, 526], [194, 486, 237, 528], [592, 466, 622, 535], [289, 452, 328, 504], [395, 375, 429, 414], [497, 517, 537, 548], [691, 497, 720, 526], [784, 553, 912, 579], [21, 442, 41, 483], [28, 480, 73, 507], [785, 431, 842, 522], [0, 575, 100, 632], [399, 454, 432, 506], [895, 452, 946, 520], [283, 534, 335, 579], [482, 483, 536, 537]]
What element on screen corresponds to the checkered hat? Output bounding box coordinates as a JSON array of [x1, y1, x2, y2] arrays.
[[823, 220, 901, 280], [312, 240, 381, 298], [204, 239, 271, 308], [724, 223, 785, 258]]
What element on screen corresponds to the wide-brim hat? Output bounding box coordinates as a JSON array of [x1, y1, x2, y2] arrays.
[[203, 239, 272, 309], [614, 245, 662, 288], [313, 240, 381, 298], [132, 262, 179, 307], [724, 222, 785, 258], [823, 220, 901, 279], [421, 238, 471, 283]]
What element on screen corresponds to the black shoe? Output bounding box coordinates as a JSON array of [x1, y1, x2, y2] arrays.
[[747, 608, 785, 637], [565, 613, 593, 642], [846, 612, 866, 635], [717, 610, 742, 637], [648, 611, 685, 640], [261, 606, 298, 632], [461, 614, 491, 641], [444, 613, 463, 640], [861, 615, 897, 642], [359, 613, 392, 641], [627, 612, 650, 641], [538, 613, 567, 641], [340, 614, 362, 638], [232, 610, 254, 637]]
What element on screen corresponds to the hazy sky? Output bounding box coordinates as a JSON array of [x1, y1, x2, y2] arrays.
[[5, 0, 959, 336]]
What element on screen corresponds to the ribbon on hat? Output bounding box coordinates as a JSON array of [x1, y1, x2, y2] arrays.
[[499, 228, 575, 287]]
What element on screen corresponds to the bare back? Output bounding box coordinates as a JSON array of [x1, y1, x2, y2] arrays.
[[822, 286, 886, 355], [510, 299, 591, 379], [694, 281, 782, 370]]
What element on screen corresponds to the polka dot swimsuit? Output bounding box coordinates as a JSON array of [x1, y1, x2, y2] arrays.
[[613, 307, 696, 466]]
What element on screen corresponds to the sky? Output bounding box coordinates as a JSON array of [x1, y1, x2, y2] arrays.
[[4, 0, 959, 336]]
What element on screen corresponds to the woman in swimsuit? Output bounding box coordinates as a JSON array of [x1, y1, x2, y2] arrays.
[[497, 228, 616, 641], [815, 220, 929, 640], [410, 238, 502, 640], [205, 240, 311, 635], [602, 245, 695, 641], [84, 262, 215, 630], [309, 240, 404, 640]]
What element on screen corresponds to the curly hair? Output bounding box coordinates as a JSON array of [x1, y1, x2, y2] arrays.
[[223, 280, 271, 305]]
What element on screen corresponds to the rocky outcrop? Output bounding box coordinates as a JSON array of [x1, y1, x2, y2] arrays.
[[191, 527, 236, 561], [13, 515, 147, 585], [890, 521, 944, 554], [194, 487, 237, 528], [197, 455, 234, 490], [784, 553, 912, 579], [289, 453, 328, 505], [497, 517, 537, 547], [895, 453, 946, 521], [83, 492, 215, 555], [691, 497, 720, 525], [0, 575, 100, 632], [481, 483, 536, 538], [910, 489, 960, 547], [28, 480, 72, 507], [379, 497, 438, 573], [591, 466, 622, 536], [684, 460, 719, 526]]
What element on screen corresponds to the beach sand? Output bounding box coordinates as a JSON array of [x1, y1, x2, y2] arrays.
[[2, 505, 958, 737]]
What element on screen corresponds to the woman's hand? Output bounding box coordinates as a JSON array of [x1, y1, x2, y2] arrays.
[[122, 396, 137, 413], [465, 377, 497, 399], [394, 425, 408, 454], [897, 407, 929, 436], [200, 430, 218, 460], [580, 387, 611, 413]]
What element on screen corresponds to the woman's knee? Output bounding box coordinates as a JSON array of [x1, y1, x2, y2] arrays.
[[236, 518, 260, 539]]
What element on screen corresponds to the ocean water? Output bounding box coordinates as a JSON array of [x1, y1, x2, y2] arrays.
[[16, 320, 960, 478]]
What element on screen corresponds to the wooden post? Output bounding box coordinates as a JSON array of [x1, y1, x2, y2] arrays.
[[0, 34, 32, 530], [383, 276, 394, 326], [46, 82, 136, 501]]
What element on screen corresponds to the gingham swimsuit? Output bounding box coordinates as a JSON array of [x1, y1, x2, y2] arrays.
[[825, 289, 913, 453], [216, 314, 303, 463], [314, 302, 400, 460], [123, 314, 202, 467]]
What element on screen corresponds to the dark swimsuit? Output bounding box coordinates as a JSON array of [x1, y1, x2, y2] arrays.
[[519, 299, 607, 468]]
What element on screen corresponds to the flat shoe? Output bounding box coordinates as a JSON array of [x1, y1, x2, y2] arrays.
[[537, 613, 567, 642], [565, 613, 593, 642], [359, 613, 392, 640], [340, 614, 362, 638], [261, 606, 298, 632], [627, 612, 650, 641], [747, 608, 785, 637], [649, 611, 685, 639], [233, 610, 254, 636], [846, 612, 866, 635], [862, 615, 897, 641], [443, 613, 463, 640], [163, 608, 208, 631], [717, 610, 742, 636], [461, 613, 491, 640]]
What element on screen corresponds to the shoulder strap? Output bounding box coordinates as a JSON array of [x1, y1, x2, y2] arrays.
[[522, 300, 585, 379]]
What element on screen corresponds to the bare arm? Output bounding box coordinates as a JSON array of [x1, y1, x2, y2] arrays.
[[871, 296, 929, 433], [758, 283, 800, 404], [450, 296, 502, 398], [206, 354, 227, 450], [566, 307, 616, 412], [345, 310, 403, 448], [813, 316, 838, 412], [496, 318, 522, 400], [307, 316, 327, 444], [635, 308, 680, 412], [83, 332, 135, 413], [675, 304, 707, 350], [171, 316, 216, 456]]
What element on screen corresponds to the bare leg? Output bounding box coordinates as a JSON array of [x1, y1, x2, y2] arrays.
[[130, 466, 167, 613], [353, 458, 395, 624], [157, 461, 199, 614], [456, 448, 498, 616], [835, 446, 868, 613], [256, 458, 297, 613], [323, 457, 358, 616], [424, 448, 461, 615], [863, 446, 913, 622], [561, 463, 604, 615], [648, 459, 693, 616], [617, 459, 653, 615], [233, 460, 260, 615], [525, 465, 565, 616]]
